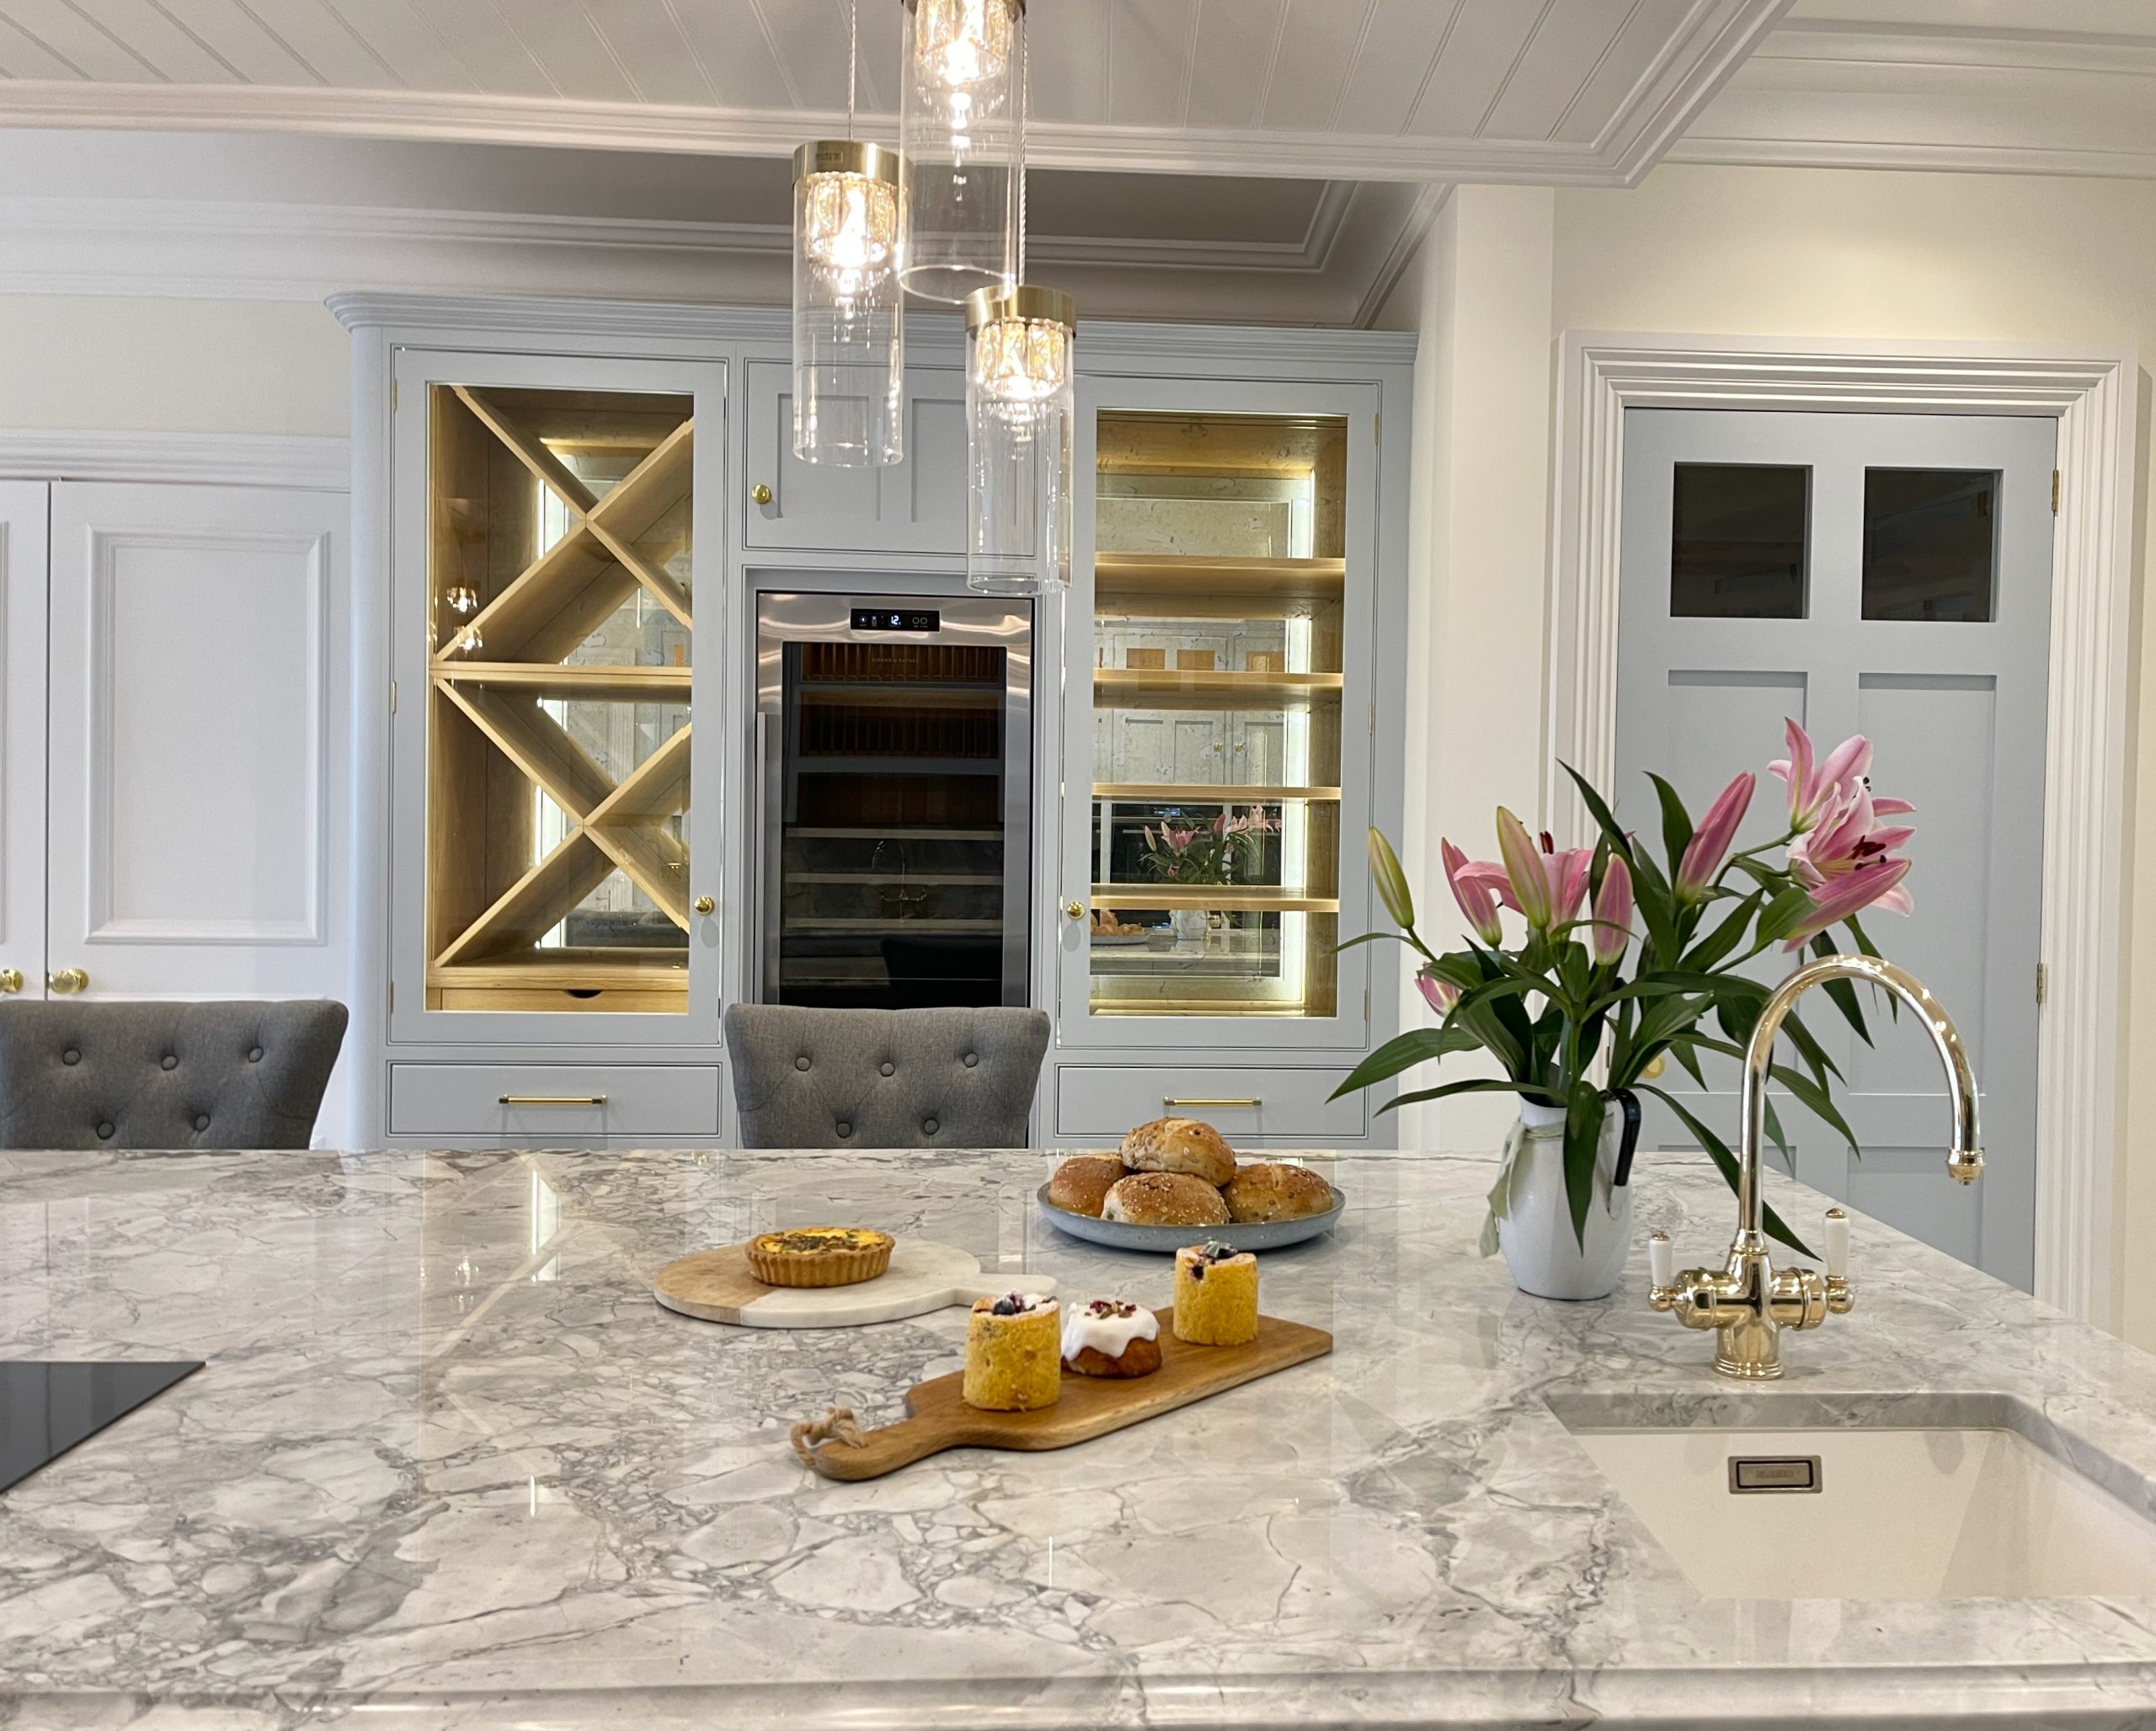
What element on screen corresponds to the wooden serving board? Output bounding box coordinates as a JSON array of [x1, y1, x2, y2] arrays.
[[654, 1238, 1058, 1329], [797, 1312, 1332, 1480]]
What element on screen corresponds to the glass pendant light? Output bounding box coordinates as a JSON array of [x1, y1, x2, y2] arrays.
[[899, 0, 1022, 302], [965, 283, 1075, 595], [792, 3, 904, 465]]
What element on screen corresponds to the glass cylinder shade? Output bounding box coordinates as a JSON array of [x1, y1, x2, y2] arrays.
[[899, 0, 1022, 303], [965, 286, 1074, 595], [792, 140, 905, 467]]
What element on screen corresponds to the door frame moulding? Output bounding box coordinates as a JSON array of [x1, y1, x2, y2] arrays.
[[1546, 332, 2137, 1329], [0, 430, 350, 493]]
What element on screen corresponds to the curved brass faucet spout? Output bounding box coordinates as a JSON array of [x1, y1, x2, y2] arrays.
[[1650, 954, 1983, 1380]]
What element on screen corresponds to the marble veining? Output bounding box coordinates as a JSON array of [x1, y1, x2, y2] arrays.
[[5, 1144, 2156, 1728]]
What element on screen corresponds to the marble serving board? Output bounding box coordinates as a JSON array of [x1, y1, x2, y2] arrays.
[[652, 1237, 1058, 1328], [798, 1313, 1333, 1481]]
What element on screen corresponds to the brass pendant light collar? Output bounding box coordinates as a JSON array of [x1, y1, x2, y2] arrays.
[[965, 283, 1076, 333], [904, 0, 1024, 13], [793, 139, 904, 185]]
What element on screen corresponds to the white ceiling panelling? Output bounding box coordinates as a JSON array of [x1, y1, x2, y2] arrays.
[[1672, 1, 2156, 177], [0, 0, 1793, 184]]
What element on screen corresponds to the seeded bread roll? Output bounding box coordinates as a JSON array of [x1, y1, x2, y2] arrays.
[[1223, 1162, 1335, 1224], [1045, 1155, 1125, 1218], [1119, 1116, 1237, 1187], [1101, 1170, 1231, 1228]]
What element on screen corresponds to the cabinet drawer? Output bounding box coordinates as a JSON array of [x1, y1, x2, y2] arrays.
[[389, 1064, 723, 1141], [742, 360, 966, 553], [1055, 1066, 1367, 1143]]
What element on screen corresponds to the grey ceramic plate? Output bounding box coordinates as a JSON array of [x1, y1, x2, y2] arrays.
[[1034, 1182, 1347, 1253]]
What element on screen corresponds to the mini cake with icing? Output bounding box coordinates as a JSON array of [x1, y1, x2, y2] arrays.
[[1172, 1240, 1259, 1346], [744, 1226, 894, 1288], [962, 1292, 1062, 1411], [1046, 1155, 1125, 1218], [1059, 1297, 1162, 1378]]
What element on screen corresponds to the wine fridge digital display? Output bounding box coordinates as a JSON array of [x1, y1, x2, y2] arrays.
[[755, 594, 1033, 1009]]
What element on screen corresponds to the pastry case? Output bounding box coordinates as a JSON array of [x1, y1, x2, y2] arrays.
[[1070, 396, 1365, 1032]]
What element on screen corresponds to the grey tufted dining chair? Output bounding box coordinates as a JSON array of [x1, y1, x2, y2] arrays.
[[723, 1004, 1049, 1149], [0, 1000, 348, 1150]]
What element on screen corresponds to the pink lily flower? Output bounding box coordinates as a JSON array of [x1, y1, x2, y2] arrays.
[[1590, 856, 1633, 966], [1769, 719, 1876, 835], [1788, 784, 1916, 916], [1492, 809, 1593, 930], [1676, 772, 1754, 897], [1416, 969, 1461, 1017], [1783, 856, 1913, 949], [1442, 839, 1505, 946]]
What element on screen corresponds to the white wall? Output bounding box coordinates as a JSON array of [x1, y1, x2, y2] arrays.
[[0, 296, 348, 435], [1383, 163, 2156, 1344]]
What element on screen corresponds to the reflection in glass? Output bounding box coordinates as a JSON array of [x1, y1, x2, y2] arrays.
[[1862, 468, 1998, 622], [1670, 463, 1808, 619]]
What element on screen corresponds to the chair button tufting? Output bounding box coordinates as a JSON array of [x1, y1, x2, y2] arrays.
[[95, 1121, 114, 1141], [835, 1121, 852, 1139], [794, 1055, 811, 1071], [161, 1054, 178, 1071], [922, 1118, 939, 1135], [879, 1061, 894, 1077], [61, 1048, 79, 1066], [248, 1047, 263, 1063], [193, 1114, 209, 1132], [963, 1052, 979, 1067]]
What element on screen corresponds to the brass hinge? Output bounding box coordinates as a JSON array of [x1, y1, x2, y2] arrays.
[[1374, 411, 1380, 445], [1367, 703, 1374, 735], [2036, 962, 2047, 1007], [389, 678, 398, 714], [387, 980, 395, 1013], [392, 377, 399, 413], [1364, 986, 1370, 1022], [2052, 469, 2061, 514]]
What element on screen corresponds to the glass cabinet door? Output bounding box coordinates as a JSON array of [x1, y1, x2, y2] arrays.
[[418, 375, 702, 1018], [1080, 404, 1358, 1025]]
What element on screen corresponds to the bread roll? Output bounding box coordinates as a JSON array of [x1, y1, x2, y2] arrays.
[[1045, 1155, 1124, 1218], [1119, 1116, 1236, 1186], [1101, 1171, 1231, 1228], [1223, 1162, 1335, 1224]]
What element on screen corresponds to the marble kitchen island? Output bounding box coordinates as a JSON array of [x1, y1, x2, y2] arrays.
[[5, 1144, 2156, 1728]]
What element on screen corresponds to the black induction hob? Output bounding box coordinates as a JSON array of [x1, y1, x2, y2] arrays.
[[0, 1360, 201, 1493]]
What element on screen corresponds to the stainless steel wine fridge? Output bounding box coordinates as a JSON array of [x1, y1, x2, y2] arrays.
[[755, 594, 1033, 1009]]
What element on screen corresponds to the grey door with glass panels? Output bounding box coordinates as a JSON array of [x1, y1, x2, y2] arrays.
[[1614, 408, 2055, 1291]]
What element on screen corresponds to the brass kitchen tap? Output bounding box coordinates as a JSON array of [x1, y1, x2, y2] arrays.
[[1646, 954, 1983, 1379]]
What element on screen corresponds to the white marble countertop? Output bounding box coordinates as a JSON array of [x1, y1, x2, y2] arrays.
[[6, 1144, 2156, 1728]]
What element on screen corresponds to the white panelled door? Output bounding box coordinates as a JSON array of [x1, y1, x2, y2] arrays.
[[45, 482, 349, 1009], [0, 484, 47, 1005], [1614, 409, 2054, 1291]]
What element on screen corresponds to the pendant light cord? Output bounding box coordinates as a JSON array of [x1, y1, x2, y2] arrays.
[[846, 0, 858, 139], [1015, 9, 1027, 285]]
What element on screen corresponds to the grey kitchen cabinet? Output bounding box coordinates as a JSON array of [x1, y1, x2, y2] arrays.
[[741, 360, 968, 555]]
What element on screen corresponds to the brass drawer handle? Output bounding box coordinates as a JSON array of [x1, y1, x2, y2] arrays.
[[1164, 1096, 1261, 1109], [48, 967, 87, 994], [499, 1094, 608, 1107], [0, 968, 20, 994], [750, 483, 773, 505]]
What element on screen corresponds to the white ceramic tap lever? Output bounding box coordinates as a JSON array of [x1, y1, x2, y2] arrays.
[[1824, 1207, 1850, 1280], [1648, 1230, 1675, 1290]]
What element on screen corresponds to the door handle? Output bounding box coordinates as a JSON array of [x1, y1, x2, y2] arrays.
[[693, 895, 716, 916], [48, 968, 87, 994], [499, 1094, 608, 1107], [750, 483, 773, 506], [0, 969, 20, 993], [1064, 899, 1086, 920]]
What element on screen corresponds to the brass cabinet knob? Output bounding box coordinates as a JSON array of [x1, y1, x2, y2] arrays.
[[693, 895, 716, 916], [1064, 899, 1086, 920], [0, 968, 20, 994], [750, 483, 773, 505], [48, 967, 87, 994]]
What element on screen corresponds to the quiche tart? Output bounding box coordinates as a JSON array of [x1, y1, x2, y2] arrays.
[[744, 1226, 895, 1289]]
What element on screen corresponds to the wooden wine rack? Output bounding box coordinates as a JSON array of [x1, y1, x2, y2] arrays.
[[424, 384, 696, 1013]]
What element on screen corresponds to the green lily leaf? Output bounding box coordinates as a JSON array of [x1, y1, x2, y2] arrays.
[[1331, 1025, 1479, 1099], [1646, 772, 1694, 880]]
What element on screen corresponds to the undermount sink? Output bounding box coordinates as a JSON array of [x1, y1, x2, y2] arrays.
[[1553, 1394, 2156, 1600]]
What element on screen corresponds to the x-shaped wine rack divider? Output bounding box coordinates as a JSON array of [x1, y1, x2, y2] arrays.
[[429, 387, 696, 970]]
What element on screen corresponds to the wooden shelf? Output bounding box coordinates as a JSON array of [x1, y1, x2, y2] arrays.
[[1094, 553, 1344, 610], [428, 949, 687, 991], [431, 661, 691, 703], [1091, 885, 1338, 913], [1093, 669, 1343, 708], [1092, 783, 1341, 803]]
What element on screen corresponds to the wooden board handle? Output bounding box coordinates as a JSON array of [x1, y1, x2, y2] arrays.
[[794, 1409, 958, 1481]]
